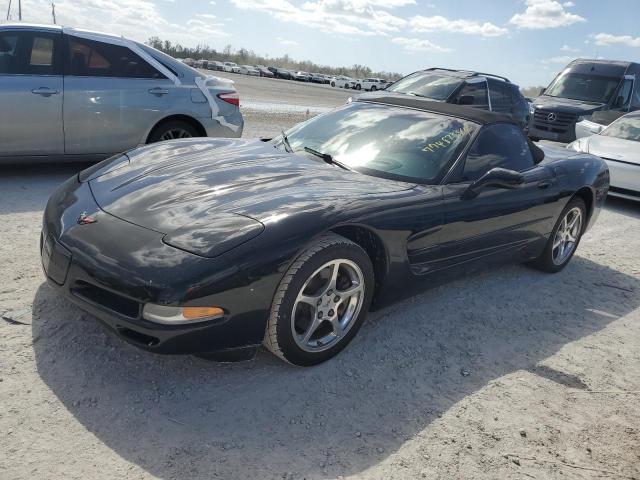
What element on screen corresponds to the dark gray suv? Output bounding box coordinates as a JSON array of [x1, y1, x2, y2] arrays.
[[384, 67, 529, 129]]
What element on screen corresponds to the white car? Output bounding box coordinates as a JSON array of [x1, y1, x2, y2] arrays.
[[568, 111, 640, 201], [330, 76, 353, 88], [239, 65, 260, 76], [223, 62, 240, 73], [575, 111, 627, 139], [354, 78, 386, 91]]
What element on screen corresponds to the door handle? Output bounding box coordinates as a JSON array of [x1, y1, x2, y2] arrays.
[[537, 180, 553, 189], [31, 87, 60, 96], [148, 87, 169, 96]]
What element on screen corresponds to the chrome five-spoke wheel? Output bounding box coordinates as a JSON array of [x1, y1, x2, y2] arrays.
[[264, 233, 374, 366], [292, 259, 365, 352], [552, 207, 582, 265]]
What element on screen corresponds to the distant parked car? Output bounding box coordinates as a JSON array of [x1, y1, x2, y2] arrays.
[[568, 111, 639, 201], [331, 76, 353, 88], [385, 67, 530, 129], [223, 62, 240, 73], [207, 60, 224, 71], [182, 58, 195, 66], [255, 65, 274, 78], [0, 23, 243, 164], [239, 65, 260, 76], [268, 67, 293, 80], [528, 59, 640, 143], [194, 59, 208, 69], [293, 71, 311, 82], [354, 78, 386, 91], [310, 73, 324, 84]]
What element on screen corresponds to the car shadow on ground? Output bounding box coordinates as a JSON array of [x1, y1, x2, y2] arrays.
[[0, 164, 89, 215], [31, 253, 640, 479]]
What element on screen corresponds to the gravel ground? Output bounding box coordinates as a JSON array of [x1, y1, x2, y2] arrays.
[[1, 74, 640, 480]]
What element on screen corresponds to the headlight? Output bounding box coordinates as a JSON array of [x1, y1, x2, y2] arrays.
[[529, 104, 535, 115], [143, 304, 226, 324]]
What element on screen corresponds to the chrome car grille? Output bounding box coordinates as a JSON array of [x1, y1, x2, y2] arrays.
[[533, 108, 577, 134]]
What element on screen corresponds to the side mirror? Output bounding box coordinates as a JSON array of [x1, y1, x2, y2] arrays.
[[613, 95, 625, 108], [458, 95, 475, 105], [540, 87, 546, 95], [463, 167, 525, 199]]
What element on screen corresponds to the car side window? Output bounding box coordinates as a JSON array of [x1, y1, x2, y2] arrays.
[[67, 36, 165, 79], [633, 80, 640, 109], [488, 80, 513, 114], [0, 32, 19, 74], [0, 31, 61, 75], [462, 124, 534, 181], [457, 81, 489, 110], [614, 79, 633, 110]]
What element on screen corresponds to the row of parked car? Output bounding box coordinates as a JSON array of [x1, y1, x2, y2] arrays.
[[180, 57, 390, 91], [1, 23, 638, 202]]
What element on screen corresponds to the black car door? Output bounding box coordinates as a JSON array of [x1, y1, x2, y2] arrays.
[[436, 123, 559, 270]]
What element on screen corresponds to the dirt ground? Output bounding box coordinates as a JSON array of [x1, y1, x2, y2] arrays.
[[1, 73, 639, 480]]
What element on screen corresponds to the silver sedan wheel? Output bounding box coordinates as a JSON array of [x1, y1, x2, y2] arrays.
[[552, 207, 582, 265], [160, 128, 193, 141], [291, 259, 365, 353]]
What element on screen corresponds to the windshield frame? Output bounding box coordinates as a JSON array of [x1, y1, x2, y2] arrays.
[[599, 114, 640, 142], [385, 71, 463, 101], [543, 70, 622, 104], [272, 102, 480, 185]]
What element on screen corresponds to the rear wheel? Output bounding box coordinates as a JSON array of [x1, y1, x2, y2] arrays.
[[530, 197, 586, 273], [356, 84, 362, 90], [264, 233, 374, 366], [148, 120, 199, 143], [371, 85, 377, 91]]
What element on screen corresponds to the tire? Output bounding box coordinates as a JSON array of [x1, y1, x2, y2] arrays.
[[148, 120, 199, 143], [356, 84, 362, 90], [331, 82, 336, 87], [371, 86, 377, 91], [264, 233, 374, 366], [529, 197, 586, 273]]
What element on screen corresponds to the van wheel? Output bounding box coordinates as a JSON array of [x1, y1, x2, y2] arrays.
[[148, 120, 199, 143]]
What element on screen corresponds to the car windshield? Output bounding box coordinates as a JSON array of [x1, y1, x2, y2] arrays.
[[385, 72, 462, 101], [273, 102, 477, 184], [544, 71, 621, 103], [600, 115, 640, 142]]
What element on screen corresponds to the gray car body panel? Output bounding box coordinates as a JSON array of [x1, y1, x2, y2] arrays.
[[0, 23, 243, 164]]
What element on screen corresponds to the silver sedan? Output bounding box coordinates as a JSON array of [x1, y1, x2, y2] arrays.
[[0, 23, 243, 164]]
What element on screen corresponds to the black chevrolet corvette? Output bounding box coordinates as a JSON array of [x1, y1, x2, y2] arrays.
[[41, 94, 609, 366]]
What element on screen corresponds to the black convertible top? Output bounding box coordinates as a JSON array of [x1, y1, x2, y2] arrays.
[[354, 92, 517, 126]]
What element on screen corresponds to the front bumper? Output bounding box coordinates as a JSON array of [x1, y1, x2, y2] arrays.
[[41, 176, 274, 355]]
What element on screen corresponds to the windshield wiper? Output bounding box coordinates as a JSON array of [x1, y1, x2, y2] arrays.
[[281, 130, 293, 153], [303, 147, 352, 171]]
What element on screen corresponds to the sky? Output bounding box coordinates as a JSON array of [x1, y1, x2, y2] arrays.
[[2, 0, 639, 87]]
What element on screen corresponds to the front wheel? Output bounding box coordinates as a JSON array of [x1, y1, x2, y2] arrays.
[[264, 233, 374, 366], [371, 86, 377, 91], [529, 197, 586, 273], [355, 84, 362, 90]]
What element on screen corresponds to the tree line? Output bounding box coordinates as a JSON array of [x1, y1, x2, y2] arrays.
[[146, 37, 403, 80]]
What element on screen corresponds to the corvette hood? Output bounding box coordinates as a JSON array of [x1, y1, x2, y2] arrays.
[[88, 138, 410, 235]]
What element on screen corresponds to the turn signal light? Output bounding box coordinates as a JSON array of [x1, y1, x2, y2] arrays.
[[142, 304, 226, 324], [182, 306, 225, 319]]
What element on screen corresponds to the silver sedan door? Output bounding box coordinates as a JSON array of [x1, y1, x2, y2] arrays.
[[0, 29, 64, 157], [63, 34, 175, 155]]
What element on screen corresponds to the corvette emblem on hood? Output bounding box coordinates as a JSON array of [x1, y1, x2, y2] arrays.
[[77, 212, 97, 225]]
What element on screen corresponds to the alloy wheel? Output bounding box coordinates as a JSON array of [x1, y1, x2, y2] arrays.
[[552, 207, 582, 265], [291, 259, 365, 352], [160, 128, 193, 141]]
